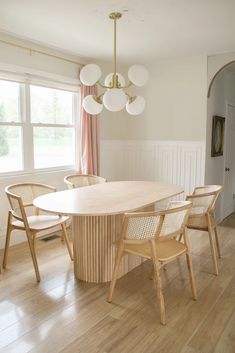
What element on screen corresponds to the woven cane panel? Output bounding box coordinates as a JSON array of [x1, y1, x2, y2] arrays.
[[126, 216, 160, 240], [7, 184, 54, 217], [66, 175, 106, 189], [160, 209, 187, 237], [9, 185, 34, 206], [32, 185, 54, 199], [9, 197, 22, 218]]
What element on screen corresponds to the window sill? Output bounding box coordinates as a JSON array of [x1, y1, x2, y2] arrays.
[[0, 166, 77, 180]]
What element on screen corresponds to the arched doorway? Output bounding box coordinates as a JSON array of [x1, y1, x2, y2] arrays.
[[206, 61, 235, 221]]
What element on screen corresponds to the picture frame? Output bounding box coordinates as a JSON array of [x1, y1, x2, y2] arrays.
[[211, 115, 225, 157]]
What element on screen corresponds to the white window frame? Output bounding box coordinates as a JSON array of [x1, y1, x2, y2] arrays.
[[0, 79, 80, 177]]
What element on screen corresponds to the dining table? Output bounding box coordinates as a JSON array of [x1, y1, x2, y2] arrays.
[[33, 181, 183, 283]]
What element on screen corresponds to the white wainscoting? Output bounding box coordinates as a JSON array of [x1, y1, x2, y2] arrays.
[[100, 140, 206, 200]]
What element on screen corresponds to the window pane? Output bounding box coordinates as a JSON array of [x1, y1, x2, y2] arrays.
[[30, 86, 73, 124], [0, 126, 23, 172], [0, 80, 20, 122], [33, 127, 75, 168]]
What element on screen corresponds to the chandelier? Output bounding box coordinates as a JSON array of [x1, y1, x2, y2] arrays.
[[79, 12, 149, 116]]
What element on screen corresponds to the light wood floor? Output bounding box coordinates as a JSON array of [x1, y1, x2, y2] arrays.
[[0, 217, 235, 353]]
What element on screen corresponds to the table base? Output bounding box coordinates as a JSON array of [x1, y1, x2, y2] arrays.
[[73, 213, 147, 283]]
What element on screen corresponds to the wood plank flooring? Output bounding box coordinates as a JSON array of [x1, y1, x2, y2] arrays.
[[0, 217, 235, 353]]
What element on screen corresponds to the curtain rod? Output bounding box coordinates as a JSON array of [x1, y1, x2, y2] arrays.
[[0, 38, 84, 67]]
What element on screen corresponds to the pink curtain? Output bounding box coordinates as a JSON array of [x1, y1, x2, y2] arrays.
[[78, 84, 100, 175]]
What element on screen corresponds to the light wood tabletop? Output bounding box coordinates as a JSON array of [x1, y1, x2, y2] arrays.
[[33, 181, 184, 283], [33, 181, 183, 216]]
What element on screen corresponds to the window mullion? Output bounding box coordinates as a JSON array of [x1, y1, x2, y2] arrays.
[[22, 84, 34, 172], [73, 92, 80, 169]]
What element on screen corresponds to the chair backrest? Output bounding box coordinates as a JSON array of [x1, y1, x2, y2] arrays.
[[188, 185, 223, 211], [122, 201, 192, 242], [5, 183, 56, 221], [64, 174, 106, 189]]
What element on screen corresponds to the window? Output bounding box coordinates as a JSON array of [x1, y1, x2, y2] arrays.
[[0, 80, 23, 172], [0, 79, 79, 174]]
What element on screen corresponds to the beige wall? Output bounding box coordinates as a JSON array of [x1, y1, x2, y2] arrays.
[[0, 35, 208, 142], [0, 32, 82, 80], [100, 56, 208, 141], [208, 52, 235, 92]]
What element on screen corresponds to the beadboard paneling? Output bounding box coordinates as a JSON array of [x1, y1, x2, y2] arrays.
[[100, 140, 205, 201]]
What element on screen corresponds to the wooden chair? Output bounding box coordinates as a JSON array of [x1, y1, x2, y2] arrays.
[[186, 185, 223, 275], [64, 174, 106, 189], [107, 201, 197, 325], [2, 183, 73, 282]]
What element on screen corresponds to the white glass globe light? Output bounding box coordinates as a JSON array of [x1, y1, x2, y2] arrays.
[[103, 89, 127, 112], [80, 64, 102, 86], [83, 95, 103, 115], [126, 96, 146, 115], [128, 65, 149, 87], [104, 73, 126, 87]]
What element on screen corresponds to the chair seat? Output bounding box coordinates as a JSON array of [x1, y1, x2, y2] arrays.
[[12, 215, 69, 231], [122, 239, 186, 262]]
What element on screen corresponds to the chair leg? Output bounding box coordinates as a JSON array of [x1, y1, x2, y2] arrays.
[[25, 229, 41, 282], [32, 232, 36, 248], [61, 223, 73, 261], [178, 233, 183, 242], [153, 262, 166, 325], [207, 220, 219, 275], [61, 231, 64, 242], [2, 212, 13, 269], [151, 240, 166, 325], [214, 226, 221, 259], [107, 245, 124, 303], [186, 253, 197, 300]]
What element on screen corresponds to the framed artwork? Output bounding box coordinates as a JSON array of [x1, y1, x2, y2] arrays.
[[211, 115, 225, 157]]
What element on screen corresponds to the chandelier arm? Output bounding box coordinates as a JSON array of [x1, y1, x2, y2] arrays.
[[125, 93, 137, 103], [93, 93, 104, 104], [97, 81, 114, 89], [97, 81, 133, 90]]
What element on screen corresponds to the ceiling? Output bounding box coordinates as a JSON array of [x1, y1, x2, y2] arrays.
[[0, 0, 235, 63]]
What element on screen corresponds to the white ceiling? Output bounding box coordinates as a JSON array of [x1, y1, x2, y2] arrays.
[[0, 0, 235, 63]]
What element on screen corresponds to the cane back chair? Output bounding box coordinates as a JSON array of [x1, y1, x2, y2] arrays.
[[107, 201, 197, 325], [186, 185, 223, 275], [64, 174, 106, 189], [2, 183, 73, 282]]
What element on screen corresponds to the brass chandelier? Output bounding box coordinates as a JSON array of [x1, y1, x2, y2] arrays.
[[80, 12, 148, 115]]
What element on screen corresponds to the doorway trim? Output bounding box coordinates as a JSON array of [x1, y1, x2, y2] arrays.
[[221, 101, 235, 220]]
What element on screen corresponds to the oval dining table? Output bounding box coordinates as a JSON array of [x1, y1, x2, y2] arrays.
[[33, 181, 183, 283]]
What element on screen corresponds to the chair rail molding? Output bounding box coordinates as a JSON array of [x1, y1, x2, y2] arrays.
[[100, 140, 205, 200]]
